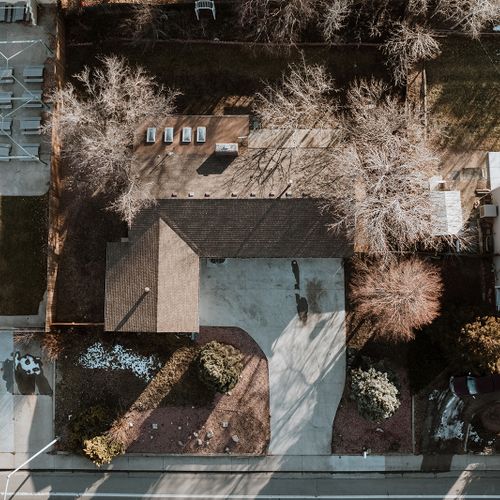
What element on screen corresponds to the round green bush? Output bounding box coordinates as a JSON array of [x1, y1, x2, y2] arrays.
[[350, 366, 400, 422], [197, 341, 244, 393]]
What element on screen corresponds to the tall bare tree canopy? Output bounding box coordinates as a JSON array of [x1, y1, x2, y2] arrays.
[[254, 65, 456, 255], [350, 258, 443, 341], [239, 0, 498, 42], [238, 0, 498, 83], [382, 22, 441, 85], [435, 0, 500, 38], [238, 0, 317, 44], [255, 62, 338, 128], [321, 78, 440, 255], [52, 56, 179, 225]]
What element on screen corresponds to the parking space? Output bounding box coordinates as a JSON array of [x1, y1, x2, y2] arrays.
[[199, 258, 346, 455], [0, 11, 54, 195]]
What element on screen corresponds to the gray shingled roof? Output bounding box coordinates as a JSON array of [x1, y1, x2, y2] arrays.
[[133, 199, 352, 258], [105, 199, 351, 333]]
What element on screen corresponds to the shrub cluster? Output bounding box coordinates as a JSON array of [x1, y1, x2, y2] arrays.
[[83, 435, 125, 467], [197, 341, 244, 393], [426, 310, 500, 374], [350, 367, 400, 422], [66, 405, 114, 453], [457, 316, 500, 374]]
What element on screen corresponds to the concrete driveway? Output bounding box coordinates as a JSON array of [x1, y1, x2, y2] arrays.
[[199, 258, 346, 455]]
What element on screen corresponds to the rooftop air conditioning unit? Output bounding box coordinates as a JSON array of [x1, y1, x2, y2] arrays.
[[215, 143, 238, 156], [480, 204, 498, 218]]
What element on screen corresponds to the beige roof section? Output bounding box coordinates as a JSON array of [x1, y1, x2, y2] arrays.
[[105, 221, 160, 332], [248, 129, 338, 149], [156, 219, 199, 332], [135, 115, 249, 157], [105, 219, 200, 333]]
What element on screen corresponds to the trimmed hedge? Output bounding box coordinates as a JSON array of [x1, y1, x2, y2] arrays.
[[197, 341, 243, 393]]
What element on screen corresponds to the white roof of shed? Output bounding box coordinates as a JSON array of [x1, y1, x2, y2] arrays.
[[430, 190, 463, 236], [488, 152, 500, 190]]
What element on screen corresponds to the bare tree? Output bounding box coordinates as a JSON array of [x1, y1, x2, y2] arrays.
[[254, 61, 338, 129], [253, 67, 454, 256], [382, 22, 441, 85], [121, 2, 169, 43], [318, 79, 444, 255], [238, 0, 317, 44], [434, 0, 500, 38], [407, 0, 429, 15], [249, 62, 342, 193], [321, 0, 353, 42], [51, 56, 180, 225], [350, 257, 443, 341]]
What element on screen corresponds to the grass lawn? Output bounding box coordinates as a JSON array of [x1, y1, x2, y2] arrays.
[[426, 36, 500, 152], [65, 41, 390, 114], [0, 196, 48, 315], [54, 189, 123, 323]]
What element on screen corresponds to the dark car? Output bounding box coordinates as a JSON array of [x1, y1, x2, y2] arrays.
[[450, 374, 500, 397]]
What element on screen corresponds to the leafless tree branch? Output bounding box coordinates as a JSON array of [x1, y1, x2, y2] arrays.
[[50, 55, 180, 225], [382, 22, 441, 85], [434, 0, 500, 38]]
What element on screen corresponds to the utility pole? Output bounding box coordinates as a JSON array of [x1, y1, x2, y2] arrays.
[[3, 437, 59, 500]]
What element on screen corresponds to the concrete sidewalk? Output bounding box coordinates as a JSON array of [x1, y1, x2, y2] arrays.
[[1, 452, 500, 473]]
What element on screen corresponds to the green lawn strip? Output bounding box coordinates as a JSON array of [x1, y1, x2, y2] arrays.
[[426, 36, 500, 151], [0, 195, 48, 315]]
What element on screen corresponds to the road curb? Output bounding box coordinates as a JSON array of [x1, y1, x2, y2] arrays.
[[3, 453, 500, 473]]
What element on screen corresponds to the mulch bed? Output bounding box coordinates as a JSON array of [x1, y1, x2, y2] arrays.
[[55, 326, 270, 455], [53, 184, 124, 322], [331, 365, 413, 455]]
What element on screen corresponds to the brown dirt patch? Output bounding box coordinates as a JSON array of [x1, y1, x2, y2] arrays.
[[54, 183, 124, 322], [124, 327, 269, 454], [332, 366, 412, 454]]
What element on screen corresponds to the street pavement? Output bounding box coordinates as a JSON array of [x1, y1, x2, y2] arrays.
[[2, 470, 500, 499]]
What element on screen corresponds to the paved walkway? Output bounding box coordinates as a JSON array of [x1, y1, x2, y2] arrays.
[[199, 258, 346, 455], [2, 470, 500, 499], [0, 331, 54, 456], [2, 451, 500, 473]]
